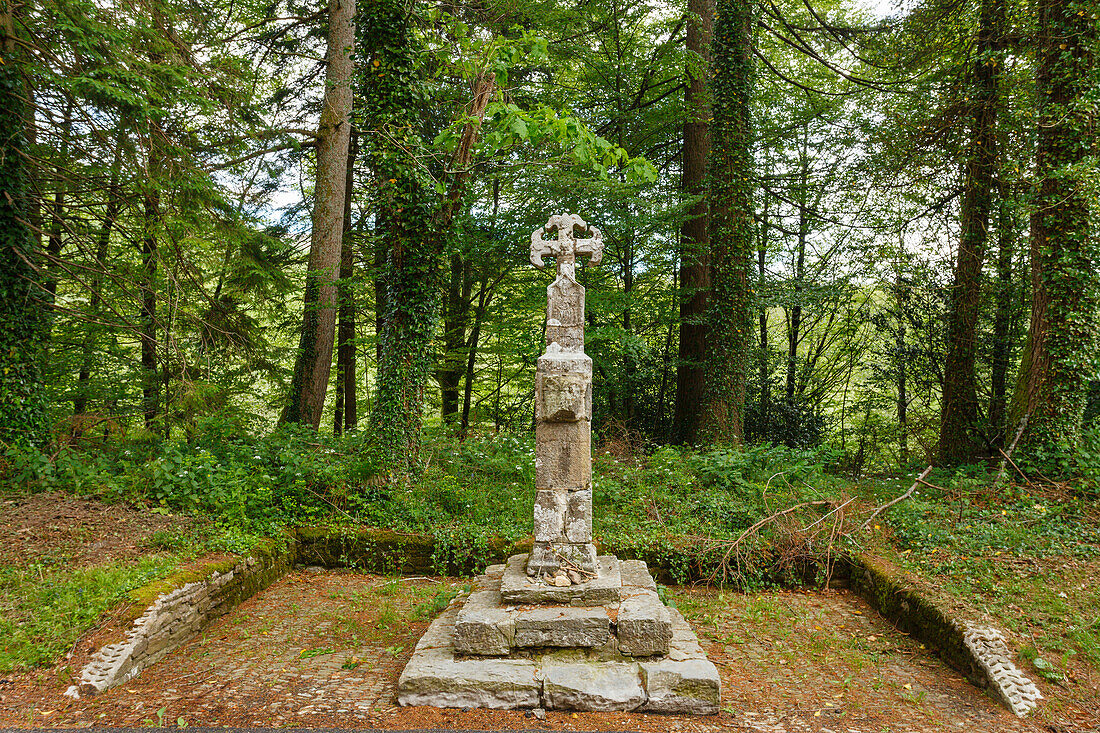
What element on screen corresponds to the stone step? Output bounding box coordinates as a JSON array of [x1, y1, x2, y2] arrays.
[[500, 553, 621, 606], [455, 556, 672, 657], [398, 599, 720, 714]]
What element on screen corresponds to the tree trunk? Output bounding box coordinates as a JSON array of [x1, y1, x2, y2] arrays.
[[656, 268, 677, 436], [699, 0, 754, 446], [1011, 0, 1098, 462], [895, 278, 909, 464], [0, 5, 49, 445], [367, 9, 494, 455], [437, 253, 473, 424], [461, 277, 491, 433], [939, 0, 1002, 464], [786, 152, 808, 402], [334, 127, 358, 436], [140, 138, 161, 433], [45, 100, 73, 307], [282, 0, 355, 429], [672, 0, 714, 445], [622, 227, 636, 429], [988, 188, 1017, 439], [758, 186, 770, 439]]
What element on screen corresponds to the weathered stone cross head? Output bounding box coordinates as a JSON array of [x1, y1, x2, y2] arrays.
[[529, 213, 604, 279]]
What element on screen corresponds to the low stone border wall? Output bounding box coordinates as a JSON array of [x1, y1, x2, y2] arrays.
[[67, 539, 295, 699], [847, 554, 1041, 717], [294, 525, 531, 576], [63, 524, 1042, 718]]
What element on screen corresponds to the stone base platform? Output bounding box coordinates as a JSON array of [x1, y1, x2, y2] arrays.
[[397, 555, 720, 714]]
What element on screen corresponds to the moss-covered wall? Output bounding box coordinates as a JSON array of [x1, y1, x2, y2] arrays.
[[847, 554, 986, 686]]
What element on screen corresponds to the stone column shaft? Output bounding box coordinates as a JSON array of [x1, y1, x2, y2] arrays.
[[527, 214, 603, 578]]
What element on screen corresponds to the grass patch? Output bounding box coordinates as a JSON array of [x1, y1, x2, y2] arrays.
[[0, 555, 180, 672]]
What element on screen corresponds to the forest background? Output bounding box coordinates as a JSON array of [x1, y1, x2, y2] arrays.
[[0, 0, 1098, 533]]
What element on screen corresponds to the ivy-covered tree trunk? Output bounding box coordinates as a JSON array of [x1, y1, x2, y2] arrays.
[[282, 0, 355, 429], [987, 189, 1019, 438], [365, 0, 493, 456], [0, 3, 49, 445], [334, 128, 358, 436], [672, 0, 713, 445], [699, 0, 754, 446], [363, 0, 440, 456], [1011, 0, 1098, 467], [939, 0, 1003, 465]]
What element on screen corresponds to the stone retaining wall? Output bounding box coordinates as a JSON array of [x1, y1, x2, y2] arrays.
[[847, 554, 1041, 716], [68, 540, 295, 698]]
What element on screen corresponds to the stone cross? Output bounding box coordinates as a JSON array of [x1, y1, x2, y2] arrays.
[[528, 214, 603, 580]]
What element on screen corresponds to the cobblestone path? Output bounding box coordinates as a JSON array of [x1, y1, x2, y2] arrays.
[[0, 569, 1051, 732]]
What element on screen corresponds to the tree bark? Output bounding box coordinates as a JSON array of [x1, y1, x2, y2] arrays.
[[460, 277, 491, 433], [1011, 0, 1098, 461], [672, 0, 714, 445], [140, 138, 162, 433], [758, 182, 770, 439], [622, 227, 636, 429], [699, 0, 754, 446], [0, 2, 49, 445], [437, 253, 473, 424], [282, 0, 355, 429], [988, 187, 1017, 439], [939, 0, 1002, 464], [895, 277, 909, 464], [45, 100, 73, 307], [334, 127, 358, 436], [786, 149, 809, 402]]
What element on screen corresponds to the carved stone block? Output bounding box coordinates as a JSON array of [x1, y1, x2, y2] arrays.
[[540, 374, 587, 422], [535, 421, 591, 490], [527, 541, 598, 576], [564, 490, 592, 543]]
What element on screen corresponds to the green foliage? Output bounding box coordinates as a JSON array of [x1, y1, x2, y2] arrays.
[[880, 468, 1100, 559]]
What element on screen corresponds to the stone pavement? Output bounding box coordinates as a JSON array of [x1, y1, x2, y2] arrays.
[[4, 569, 1050, 732]]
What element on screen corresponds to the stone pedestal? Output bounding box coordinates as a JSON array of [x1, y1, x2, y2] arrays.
[[398, 557, 720, 714], [397, 215, 720, 714]]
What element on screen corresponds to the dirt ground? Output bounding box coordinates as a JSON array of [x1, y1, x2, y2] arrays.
[[0, 491, 196, 569], [1, 493, 1096, 732]]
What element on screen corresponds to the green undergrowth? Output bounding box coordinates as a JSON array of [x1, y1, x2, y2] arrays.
[[0, 516, 270, 674], [865, 465, 1100, 688], [0, 556, 179, 673], [2, 424, 853, 585]]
